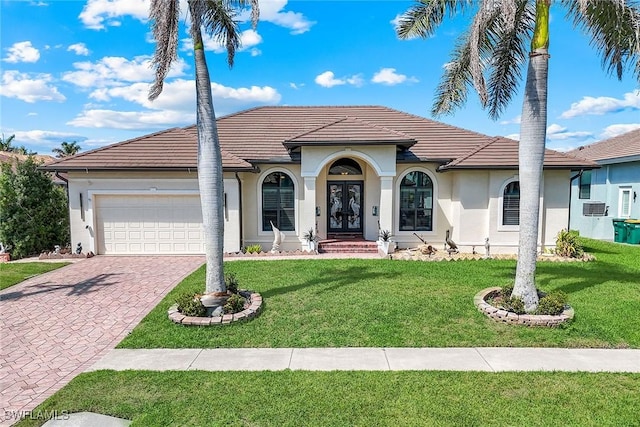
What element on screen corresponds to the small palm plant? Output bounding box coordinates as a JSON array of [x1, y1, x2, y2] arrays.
[[379, 229, 392, 242]]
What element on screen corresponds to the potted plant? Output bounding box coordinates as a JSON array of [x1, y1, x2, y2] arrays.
[[378, 229, 393, 255], [302, 227, 318, 252]]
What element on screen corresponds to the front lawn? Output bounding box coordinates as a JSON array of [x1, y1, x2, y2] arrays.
[[119, 238, 640, 349], [16, 370, 640, 426], [0, 262, 69, 291]]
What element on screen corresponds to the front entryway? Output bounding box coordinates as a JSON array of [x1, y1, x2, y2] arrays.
[[327, 181, 363, 234]]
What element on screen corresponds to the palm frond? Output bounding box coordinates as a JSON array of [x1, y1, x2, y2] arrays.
[[199, 0, 242, 68], [396, 0, 473, 40], [486, 0, 534, 119], [148, 0, 180, 101], [431, 38, 473, 117], [562, 0, 640, 81]]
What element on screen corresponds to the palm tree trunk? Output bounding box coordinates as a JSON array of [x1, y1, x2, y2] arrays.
[[512, 0, 550, 312], [192, 22, 226, 294]]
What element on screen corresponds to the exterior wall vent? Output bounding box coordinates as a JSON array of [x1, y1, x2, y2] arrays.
[[583, 202, 606, 217]]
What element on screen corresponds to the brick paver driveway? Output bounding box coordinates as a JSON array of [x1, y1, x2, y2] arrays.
[[0, 256, 203, 423]]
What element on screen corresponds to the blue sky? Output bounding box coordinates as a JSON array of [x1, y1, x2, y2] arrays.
[[1, 0, 639, 156]]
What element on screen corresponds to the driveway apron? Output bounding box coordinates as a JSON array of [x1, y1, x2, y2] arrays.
[[0, 256, 203, 421]]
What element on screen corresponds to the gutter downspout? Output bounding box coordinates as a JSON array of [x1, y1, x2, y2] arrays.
[[568, 170, 583, 230], [235, 172, 244, 251]]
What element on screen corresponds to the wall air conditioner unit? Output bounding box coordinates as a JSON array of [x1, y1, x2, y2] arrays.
[[583, 202, 606, 217]]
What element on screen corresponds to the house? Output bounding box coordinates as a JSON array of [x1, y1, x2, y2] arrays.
[[43, 105, 595, 255], [567, 128, 640, 240], [0, 151, 67, 185]]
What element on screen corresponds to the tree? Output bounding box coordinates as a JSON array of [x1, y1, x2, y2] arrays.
[[148, 0, 259, 294], [398, 0, 640, 311], [0, 134, 16, 152], [0, 157, 69, 259], [52, 141, 82, 158]]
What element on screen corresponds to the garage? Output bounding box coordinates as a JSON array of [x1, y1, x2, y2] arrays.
[[95, 194, 205, 255]]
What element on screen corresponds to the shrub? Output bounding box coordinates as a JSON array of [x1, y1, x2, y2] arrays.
[[0, 157, 69, 259], [175, 293, 206, 317], [302, 228, 317, 242], [504, 296, 526, 314], [536, 291, 568, 316], [244, 244, 262, 254], [555, 229, 584, 258], [500, 284, 514, 298], [225, 273, 239, 294], [223, 293, 246, 314]]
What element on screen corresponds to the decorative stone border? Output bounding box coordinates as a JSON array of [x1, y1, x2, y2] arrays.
[[168, 291, 263, 326], [224, 250, 316, 257], [474, 287, 574, 327], [392, 252, 595, 262]]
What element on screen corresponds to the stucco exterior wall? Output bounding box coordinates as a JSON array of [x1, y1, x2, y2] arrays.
[[569, 161, 640, 240], [66, 171, 241, 254]]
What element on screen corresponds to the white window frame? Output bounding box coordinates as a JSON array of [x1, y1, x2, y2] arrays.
[[618, 187, 632, 218], [394, 167, 438, 236], [257, 168, 299, 237], [498, 177, 520, 232]]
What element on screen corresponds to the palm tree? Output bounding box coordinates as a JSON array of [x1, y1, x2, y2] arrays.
[[0, 134, 16, 152], [148, 0, 258, 294], [52, 141, 82, 158], [398, 0, 640, 311]]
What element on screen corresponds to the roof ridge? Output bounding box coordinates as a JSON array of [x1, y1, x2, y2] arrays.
[[46, 127, 182, 167], [284, 117, 348, 141], [445, 136, 500, 168]]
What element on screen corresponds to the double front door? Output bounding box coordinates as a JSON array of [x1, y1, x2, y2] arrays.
[[327, 181, 363, 233]]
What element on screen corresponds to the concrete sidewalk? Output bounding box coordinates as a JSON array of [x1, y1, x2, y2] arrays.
[[88, 347, 640, 373]]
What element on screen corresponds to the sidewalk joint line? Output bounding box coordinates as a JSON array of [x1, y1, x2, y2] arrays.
[[382, 348, 391, 371], [474, 347, 495, 372], [187, 349, 204, 371], [287, 348, 294, 370]]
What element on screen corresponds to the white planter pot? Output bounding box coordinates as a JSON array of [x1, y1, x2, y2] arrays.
[[378, 240, 390, 255]]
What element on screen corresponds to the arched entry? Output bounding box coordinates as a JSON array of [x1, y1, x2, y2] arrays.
[[327, 158, 363, 235]]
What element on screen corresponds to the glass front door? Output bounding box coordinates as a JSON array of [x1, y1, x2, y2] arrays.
[[327, 181, 363, 233]]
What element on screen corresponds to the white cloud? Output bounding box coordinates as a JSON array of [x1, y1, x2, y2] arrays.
[[315, 71, 344, 88], [560, 91, 640, 119], [371, 68, 417, 85], [3, 41, 40, 63], [599, 123, 640, 139], [67, 109, 194, 130], [78, 0, 151, 30], [290, 82, 304, 90], [14, 130, 87, 147], [503, 133, 519, 141], [62, 55, 187, 88], [546, 123, 592, 140], [68, 43, 90, 56], [182, 29, 263, 55], [0, 70, 65, 103], [73, 79, 281, 130], [500, 115, 521, 125], [238, 0, 315, 35], [315, 71, 363, 88]]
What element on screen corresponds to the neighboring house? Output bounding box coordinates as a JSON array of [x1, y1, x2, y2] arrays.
[[0, 151, 66, 185], [568, 128, 640, 240], [43, 106, 594, 255]]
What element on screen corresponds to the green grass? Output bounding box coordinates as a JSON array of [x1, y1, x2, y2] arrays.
[[0, 262, 69, 290], [119, 238, 640, 349], [16, 370, 640, 426]]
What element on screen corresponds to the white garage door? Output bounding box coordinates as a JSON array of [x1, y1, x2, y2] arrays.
[[96, 195, 205, 254]]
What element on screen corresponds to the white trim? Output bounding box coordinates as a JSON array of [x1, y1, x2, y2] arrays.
[[497, 176, 520, 232], [256, 167, 299, 237], [303, 149, 393, 178], [394, 167, 438, 237], [618, 186, 632, 218]]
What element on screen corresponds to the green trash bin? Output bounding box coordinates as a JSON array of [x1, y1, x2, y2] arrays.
[[612, 218, 627, 243], [624, 220, 640, 244]]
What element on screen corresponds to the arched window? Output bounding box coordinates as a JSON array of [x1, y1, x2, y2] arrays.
[[399, 171, 433, 231], [328, 158, 362, 175], [262, 172, 295, 231], [502, 181, 520, 226]]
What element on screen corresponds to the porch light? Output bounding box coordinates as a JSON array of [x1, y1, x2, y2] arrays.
[[372, 206, 378, 216]]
